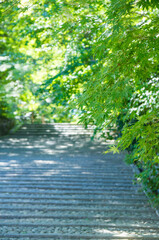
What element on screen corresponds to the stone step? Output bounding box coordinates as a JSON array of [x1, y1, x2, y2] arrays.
[[0, 184, 140, 191], [0, 206, 155, 215], [0, 177, 136, 184], [1, 214, 158, 222], [0, 163, 129, 169], [0, 194, 148, 202], [0, 178, 136, 185], [19, 127, 93, 130], [17, 126, 93, 130], [0, 202, 151, 210], [7, 135, 93, 139], [0, 189, 146, 197], [0, 165, 132, 171], [0, 170, 134, 175], [1, 234, 159, 240], [0, 172, 134, 178], [0, 179, 137, 186], [0, 164, 132, 169], [0, 174, 135, 179], [0, 166, 133, 170], [0, 223, 158, 230], [0, 195, 148, 202], [14, 131, 92, 137], [0, 224, 159, 238], [14, 131, 94, 134], [16, 128, 93, 132], [0, 168, 134, 173], [18, 130, 92, 133], [22, 123, 95, 129], [1, 212, 156, 221], [1, 216, 158, 228]]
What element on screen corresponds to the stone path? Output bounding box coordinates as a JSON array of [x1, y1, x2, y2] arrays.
[[0, 123, 158, 239]]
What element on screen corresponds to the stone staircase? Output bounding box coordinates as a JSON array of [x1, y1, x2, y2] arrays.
[[13, 123, 95, 136], [0, 123, 158, 239]]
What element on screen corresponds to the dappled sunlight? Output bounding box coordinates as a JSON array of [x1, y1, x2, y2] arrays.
[[55, 145, 69, 149], [25, 146, 34, 149], [8, 153, 19, 157], [9, 138, 28, 142], [45, 141, 56, 145], [42, 149, 67, 155], [21, 127, 27, 130], [96, 160, 106, 163], [94, 227, 158, 237], [81, 172, 92, 175], [0, 162, 8, 166], [73, 166, 81, 169], [9, 160, 20, 166], [94, 228, 136, 237], [34, 160, 60, 165], [5, 173, 20, 177], [89, 146, 96, 150], [42, 170, 62, 176]]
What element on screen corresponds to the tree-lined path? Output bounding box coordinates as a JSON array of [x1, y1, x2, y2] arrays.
[[0, 124, 158, 239]]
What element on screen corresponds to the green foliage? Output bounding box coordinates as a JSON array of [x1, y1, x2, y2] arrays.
[[75, 0, 159, 204]]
